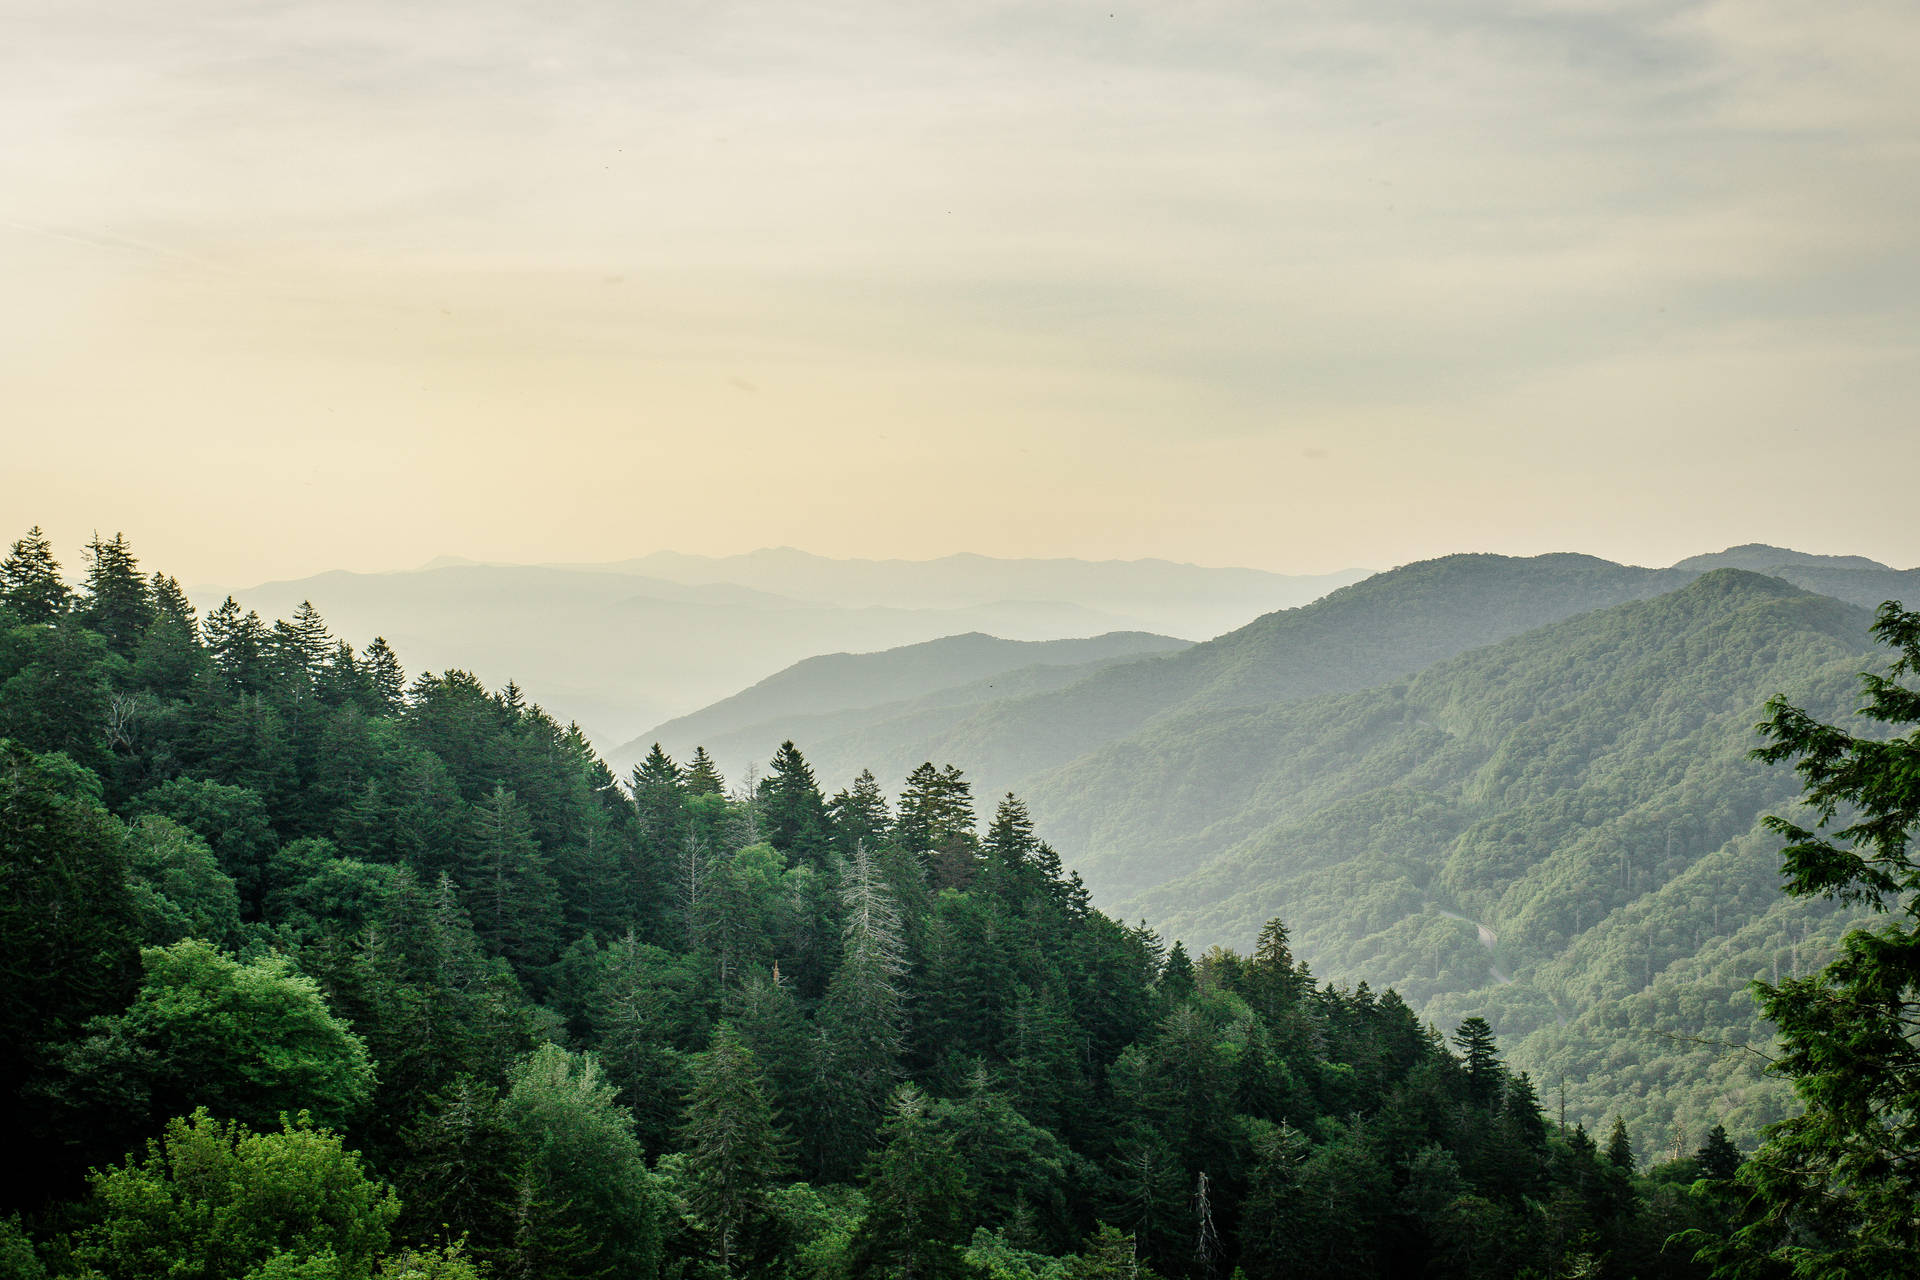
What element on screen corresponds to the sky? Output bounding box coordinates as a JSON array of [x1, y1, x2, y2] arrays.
[[3, 0, 1917, 584]]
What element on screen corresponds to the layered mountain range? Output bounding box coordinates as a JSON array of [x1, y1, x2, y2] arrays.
[[629, 543, 1916, 1150], [202, 551, 1359, 748]]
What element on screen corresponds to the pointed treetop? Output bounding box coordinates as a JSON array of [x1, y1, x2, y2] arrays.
[[149, 573, 197, 638], [81, 530, 153, 653], [828, 768, 891, 855], [1, 526, 71, 622], [634, 743, 683, 790], [685, 747, 726, 797], [1605, 1116, 1635, 1171], [1695, 1123, 1741, 1181], [361, 636, 405, 711], [984, 793, 1036, 869]]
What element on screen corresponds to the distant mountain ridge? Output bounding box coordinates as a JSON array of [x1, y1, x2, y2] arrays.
[[570, 547, 1371, 640], [203, 551, 1347, 749], [636, 546, 1913, 1154], [1669, 542, 1893, 574], [781, 552, 1689, 802], [615, 631, 1190, 775], [1090, 570, 1881, 1152], [695, 547, 1919, 806]]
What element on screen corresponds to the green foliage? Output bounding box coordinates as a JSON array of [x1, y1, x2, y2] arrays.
[[496, 1044, 662, 1280], [1702, 602, 1920, 1278], [122, 815, 242, 946], [0, 741, 139, 1201], [65, 1109, 398, 1280], [51, 940, 372, 1161], [10, 528, 1892, 1280], [0, 528, 70, 623], [1093, 572, 1884, 1151], [79, 533, 153, 658], [680, 1023, 789, 1274], [764, 740, 831, 868], [849, 1085, 972, 1280], [132, 777, 279, 914], [0, 619, 120, 767]]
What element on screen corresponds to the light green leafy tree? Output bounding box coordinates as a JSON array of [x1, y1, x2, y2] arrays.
[[65, 1109, 398, 1280], [52, 939, 372, 1157]]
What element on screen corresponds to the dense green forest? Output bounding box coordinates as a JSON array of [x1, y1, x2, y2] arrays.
[[3, 527, 1914, 1280], [1050, 573, 1884, 1154], [645, 555, 1905, 1159]]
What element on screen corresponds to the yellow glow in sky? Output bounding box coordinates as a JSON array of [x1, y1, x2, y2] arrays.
[[5, 0, 1918, 582]]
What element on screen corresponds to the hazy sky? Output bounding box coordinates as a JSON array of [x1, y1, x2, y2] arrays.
[[4, 0, 1917, 583]]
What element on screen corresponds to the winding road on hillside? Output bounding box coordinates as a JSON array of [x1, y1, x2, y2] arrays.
[[1430, 905, 1513, 985]]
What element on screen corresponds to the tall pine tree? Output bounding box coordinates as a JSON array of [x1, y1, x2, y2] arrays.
[[1, 527, 70, 622], [80, 531, 152, 655], [680, 1022, 789, 1276], [763, 740, 830, 867]]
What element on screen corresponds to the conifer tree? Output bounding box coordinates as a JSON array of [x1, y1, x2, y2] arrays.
[[983, 792, 1038, 888], [894, 762, 957, 852], [148, 572, 196, 637], [286, 601, 331, 676], [634, 742, 683, 790], [628, 745, 688, 911], [0, 526, 70, 622], [1705, 602, 1920, 1278], [897, 762, 978, 886], [764, 740, 830, 866], [1696, 1124, 1742, 1182], [685, 747, 726, 797], [1453, 1017, 1504, 1107], [588, 931, 693, 1156], [316, 639, 366, 707], [828, 769, 891, 855], [362, 636, 406, 711], [848, 1084, 971, 1280], [1605, 1116, 1635, 1171], [465, 785, 562, 974], [813, 843, 909, 1177], [496, 1045, 662, 1280], [680, 1022, 789, 1276], [1248, 918, 1308, 1013], [80, 531, 152, 654], [1160, 941, 1195, 1005], [203, 598, 268, 692]]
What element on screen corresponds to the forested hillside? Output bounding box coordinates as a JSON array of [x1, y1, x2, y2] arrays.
[[610, 631, 1189, 780], [1669, 544, 1920, 611], [1068, 573, 1880, 1151], [662, 559, 1904, 1157], [790, 553, 1685, 796], [1, 527, 1762, 1279]]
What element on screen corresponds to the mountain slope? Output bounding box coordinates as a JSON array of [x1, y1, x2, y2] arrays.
[[611, 631, 1189, 777], [1669, 543, 1917, 609], [795, 553, 1684, 801], [1670, 543, 1892, 573], [1093, 571, 1879, 1151]]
